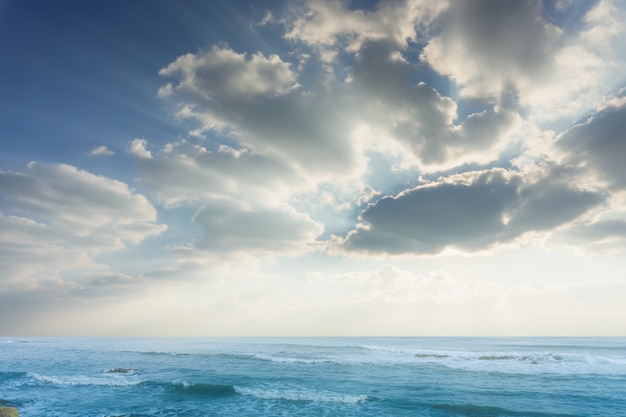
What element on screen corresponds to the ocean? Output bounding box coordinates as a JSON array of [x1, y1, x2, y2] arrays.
[[1, 337, 625, 416]]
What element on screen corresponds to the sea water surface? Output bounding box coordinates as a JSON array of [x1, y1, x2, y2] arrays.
[[1, 337, 625, 416]]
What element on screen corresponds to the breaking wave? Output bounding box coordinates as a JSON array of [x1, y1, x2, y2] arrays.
[[167, 381, 237, 397], [234, 385, 370, 404], [29, 372, 146, 387]]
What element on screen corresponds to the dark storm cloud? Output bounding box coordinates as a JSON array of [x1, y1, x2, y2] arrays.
[[556, 98, 626, 190], [343, 168, 604, 254]]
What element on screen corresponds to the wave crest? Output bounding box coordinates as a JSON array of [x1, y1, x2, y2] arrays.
[[253, 354, 332, 364], [234, 385, 369, 404], [167, 381, 236, 397], [29, 372, 145, 387]]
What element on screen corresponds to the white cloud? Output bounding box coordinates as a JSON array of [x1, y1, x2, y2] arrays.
[[525, 1, 626, 123], [165, 39, 520, 182], [149, 1, 623, 261], [159, 45, 299, 101], [582, 0, 624, 45], [420, 0, 626, 125], [129, 138, 153, 159], [284, 0, 446, 52], [191, 199, 323, 253], [257, 10, 275, 27], [554, 0, 574, 10], [336, 39, 520, 171], [132, 139, 311, 207], [159, 45, 365, 179], [90, 145, 115, 156], [0, 162, 166, 286], [421, 0, 561, 101]]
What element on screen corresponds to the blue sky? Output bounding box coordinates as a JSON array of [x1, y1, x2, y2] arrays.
[[1, 0, 626, 336]]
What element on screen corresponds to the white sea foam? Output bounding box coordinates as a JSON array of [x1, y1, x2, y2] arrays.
[[30, 372, 145, 387], [411, 350, 626, 375], [234, 385, 369, 404], [172, 380, 192, 388], [355, 343, 626, 375], [253, 354, 332, 364]]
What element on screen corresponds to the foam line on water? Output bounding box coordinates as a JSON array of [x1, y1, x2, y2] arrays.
[[29, 372, 146, 387], [234, 385, 370, 404]]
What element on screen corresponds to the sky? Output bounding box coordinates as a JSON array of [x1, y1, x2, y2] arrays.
[[1, 0, 625, 336]]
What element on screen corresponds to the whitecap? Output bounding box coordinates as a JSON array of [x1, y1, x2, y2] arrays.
[[234, 385, 369, 404], [29, 372, 145, 387]]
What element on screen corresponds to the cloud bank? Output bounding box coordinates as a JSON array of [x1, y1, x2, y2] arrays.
[[0, 162, 165, 287]]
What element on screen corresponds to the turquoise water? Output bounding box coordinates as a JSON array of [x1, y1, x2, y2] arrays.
[[1, 337, 625, 416]]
